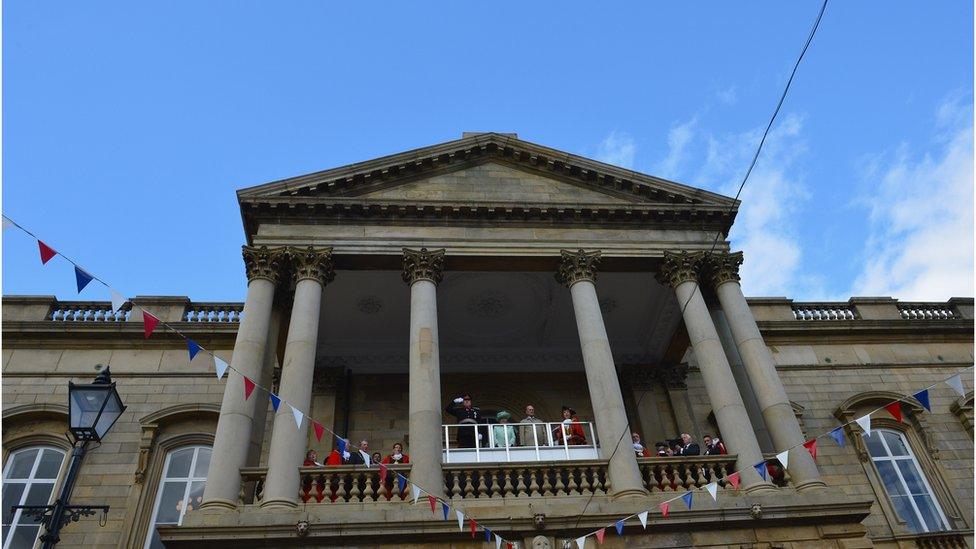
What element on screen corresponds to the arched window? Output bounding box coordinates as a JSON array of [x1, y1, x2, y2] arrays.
[[144, 445, 211, 549], [864, 429, 949, 533], [2, 446, 66, 549]]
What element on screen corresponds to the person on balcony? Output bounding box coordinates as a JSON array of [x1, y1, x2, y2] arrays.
[[325, 439, 351, 465], [382, 442, 410, 464], [702, 434, 728, 455], [655, 442, 671, 456], [632, 433, 651, 457], [676, 433, 701, 456], [446, 393, 481, 448], [554, 406, 587, 445], [492, 411, 517, 447], [348, 439, 370, 465], [519, 404, 546, 447], [304, 449, 324, 466], [371, 451, 382, 465]]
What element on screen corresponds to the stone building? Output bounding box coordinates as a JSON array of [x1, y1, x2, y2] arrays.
[[2, 133, 973, 548]]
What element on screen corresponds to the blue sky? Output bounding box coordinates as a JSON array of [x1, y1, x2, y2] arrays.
[[3, 2, 973, 302]]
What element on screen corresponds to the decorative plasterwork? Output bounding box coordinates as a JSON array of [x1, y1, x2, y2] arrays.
[[466, 291, 510, 319], [555, 249, 601, 287], [950, 391, 974, 436], [402, 248, 446, 285], [242, 245, 288, 285], [702, 251, 744, 287], [656, 251, 705, 288], [356, 296, 383, 315], [287, 246, 335, 286]]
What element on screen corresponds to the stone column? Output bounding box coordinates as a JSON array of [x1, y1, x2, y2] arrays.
[[657, 251, 774, 492], [202, 246, 286, 510], [262, 247, 335, 508], [703, 252, 826, 491], [557, 250, 647, 499], [403, 248, 447, 498]]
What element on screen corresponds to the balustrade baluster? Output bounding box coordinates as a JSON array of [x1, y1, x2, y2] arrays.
[[566, 466, 579, 495], [578, 465, 591, 495], [540, 466, 553, 496], [450, 470, 461, 499], [323, 474, 334, 503], [336, 475, 348, 503], [349, 472, 362, 502], [476, 471, 488, 498], [553, 466, 566, 495], [514, 467, 527, 497], [363, 471, 375, 502], [528, 468, 541, 498], [463, 471, 475, 498], [501, 468, 513, 498]]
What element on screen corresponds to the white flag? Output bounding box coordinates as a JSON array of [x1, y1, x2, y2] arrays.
[[947, 374, 965, 396], [638, 511, 648, 529], [360, 450, 371, 467], [412, 484, 421, 504], [576, 536, 587, 549], [776, 449, 790, 469], [855, 414, 872, 435], [456, 509, 465, 531], [495, 536, 503, 549], [2, 217, 13, 231], [214, 356, 229, 380], [291, 405, 304, 428], [110, 289, 127, 312], [705, 482, 718, 500]]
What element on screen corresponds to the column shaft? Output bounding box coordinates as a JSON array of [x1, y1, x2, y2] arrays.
[[407, 278, 446, 497]]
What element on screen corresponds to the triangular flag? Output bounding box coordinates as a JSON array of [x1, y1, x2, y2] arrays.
[[638, 511, 648, 529], [397, 474, 407, 494], [495, 534, 503, 549], [681, 491, 693, 509], [885, 401, 903, 422], [109, 289, 126, 312], [754, 462, 768, 481], [74, 266, 95, 293], [269, 393, 281, 412], [855, 413, 872, 435], [142, 311, 160, 338], [313, 421, 325, 442], [442, 502, 450, 521], [38, 241, 57, 264], [412, 484, 421, 504], [378, 462, 387, 484], [914, 389, 931, 411], [946, 374, 965, 396], [485, 528, 491, 542], [727, 472, 740, 490], [469, 518, 477, 538], [575, 536, 587, 549], [336, 437, 347, 455], [456, 509, 465, 531], [595, 528, 605, 544], [291, 405, 304, 428], [2, 217, 13, 231], [360, 450, 371, 467], [829, 427, 846, 447], [243, 376, 256, 400], [776, 449, 790, 469], [659, 501, 669, 518], [428, 495, 437, 514], [705, 482, 718, 501], [803, 439, 817, 460], [214, 356, 228, 379], [614, 519, 624, 535], [187, 339, 201, 361]]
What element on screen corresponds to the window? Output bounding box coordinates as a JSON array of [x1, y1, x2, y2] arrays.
[[864, 429, 949, 533], [144, 446, 211, 549], [2, 446, 66, 549]]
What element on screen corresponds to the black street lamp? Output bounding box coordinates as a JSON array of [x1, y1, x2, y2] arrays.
[[11, 366, 125, 548]]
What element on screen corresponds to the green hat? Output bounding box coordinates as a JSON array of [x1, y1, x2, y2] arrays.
[[496, 410, 511, 421]]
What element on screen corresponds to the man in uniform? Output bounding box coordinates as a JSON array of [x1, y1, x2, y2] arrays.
[[445, 393, 481, 448]]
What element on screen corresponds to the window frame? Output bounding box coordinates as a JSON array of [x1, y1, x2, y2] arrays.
[[2, 445, 68, 549], [143, 445, 211, 549]]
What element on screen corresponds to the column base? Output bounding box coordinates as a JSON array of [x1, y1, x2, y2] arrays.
[[199, 498, 238, 511], [259, 497, 299, 510], [794, 479, 828, 492], [610, 487, 649, 500], [744, 481, 778, 494]]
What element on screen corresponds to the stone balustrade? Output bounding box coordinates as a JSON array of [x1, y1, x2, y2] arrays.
[[442, 460, 609, 499], [183, 302, 245, 323], [240, 464, 413, 505], [49, 300, 131, 322], [898, 302, 958, 320], [637, 455, 738, 492], [791, 302, 858, 321]]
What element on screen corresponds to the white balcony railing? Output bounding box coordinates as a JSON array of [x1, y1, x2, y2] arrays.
[[443, 421, 599, 463]]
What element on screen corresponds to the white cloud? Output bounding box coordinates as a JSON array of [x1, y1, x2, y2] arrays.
[[596, 130, 636, 169], [654, 117, 698, 179], [716, 87, 738, 105], [851, 98, 974, 300]]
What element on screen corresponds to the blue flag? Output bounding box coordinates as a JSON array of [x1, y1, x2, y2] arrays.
[[74, 266, 95, 293], [269, 393, 281, 412], [681, 491, 693, 509], [485, 528, 492, 542], [754, 462, 768, 481], [829, 427, 846, 447], [336, 437, 347, 454], [397, 474, 407, 493], [615, 519, 625, 535], [913, 389, 931, 411], [442, 502, 449, 520], [187, 339, 201, 361]]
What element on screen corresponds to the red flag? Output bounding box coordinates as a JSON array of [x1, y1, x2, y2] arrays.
[[142, 311, 160, 338], [660, 501, 670, 517], [313, 421, 325, 442], [428, 495, 437, 515], [727, 472, 740, 491], [243, 376, 256, 400], [507, 544, 513, 549], [803, 439, 818, 460], [379, 462, 388, 485], [595, 528, 606, 544], [885, 402, 903, 423], [469, 519, 477, 538], [38, 241, 57, 265]]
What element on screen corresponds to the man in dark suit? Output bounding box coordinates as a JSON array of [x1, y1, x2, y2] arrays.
[[676, 433, 701, 456], [445, 393, 481, 448]]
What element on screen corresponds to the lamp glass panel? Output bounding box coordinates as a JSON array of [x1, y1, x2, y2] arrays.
[[94, 389, 124, 440], [69, 385, 110, 430]]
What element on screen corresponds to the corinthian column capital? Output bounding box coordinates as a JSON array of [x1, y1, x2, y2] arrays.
[[242, 245, 288, 285], [703, 251, 744, 287], [402, 248, 446, 285], [555, 249, 601, 287], [288, 246, 336, 286], [656, 250, 705, 288]]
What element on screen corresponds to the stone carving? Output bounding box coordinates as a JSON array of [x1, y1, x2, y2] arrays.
[[356, 295, 383, 314], [467, 291, 509, 318], [242, 245, 288, 285], [599, 297, 617, 314], [402, 248, 446, 285], [288, 246, 335, 286], [656, 250, 705, 288], [702, 251, 744, 286], [134, 423, 159, 484], [531, 535, 552, 548], [555, 249, 601, 287]]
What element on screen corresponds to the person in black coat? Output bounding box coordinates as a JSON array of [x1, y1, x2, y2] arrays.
[[676, 433, 701, 456], [445, 393, 481, 448]]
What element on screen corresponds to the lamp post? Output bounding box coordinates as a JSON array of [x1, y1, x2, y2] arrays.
[[11, 366, 125, 548]]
